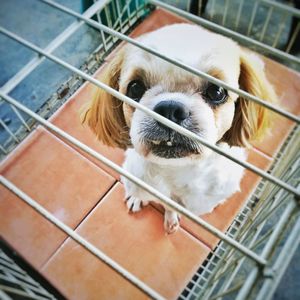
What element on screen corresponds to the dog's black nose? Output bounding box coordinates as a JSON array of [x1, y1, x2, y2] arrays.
[[153, 101, 190, 124]]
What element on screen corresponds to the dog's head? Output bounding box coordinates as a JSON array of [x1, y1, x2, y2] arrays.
[[82, 24, 276, 164]]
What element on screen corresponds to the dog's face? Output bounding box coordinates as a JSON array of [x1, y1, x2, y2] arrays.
[[83, 24, 276, 163], [121, 25, 240, 162]]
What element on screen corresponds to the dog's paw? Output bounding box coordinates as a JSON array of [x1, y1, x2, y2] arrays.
[[125, 196, 148, 213], [164, 211, 180, 234]]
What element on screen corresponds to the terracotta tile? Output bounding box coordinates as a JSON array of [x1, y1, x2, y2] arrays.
[[251, 57, 300, 157], [49, 63, 125, 180], [131, 8, 190, 38], [180, 149, 272, 249], [0, 127, 115, 268], [103, 8, 191, 63], [42, 183, 210, 299]]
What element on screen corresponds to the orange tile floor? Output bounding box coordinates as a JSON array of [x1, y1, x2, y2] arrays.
[[0, 8, 300, 300]]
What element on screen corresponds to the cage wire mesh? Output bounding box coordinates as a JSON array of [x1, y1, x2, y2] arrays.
[[0, 0, 299, 299], [0, 246, 59, 299]]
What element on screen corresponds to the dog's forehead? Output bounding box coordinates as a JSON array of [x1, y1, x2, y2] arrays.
[[123, 24, 240, 85]]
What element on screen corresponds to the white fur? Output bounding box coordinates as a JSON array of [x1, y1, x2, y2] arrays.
[[122, 144, 246, 218], [117, 24, 249, 233]]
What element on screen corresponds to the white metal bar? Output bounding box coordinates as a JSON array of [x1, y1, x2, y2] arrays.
[[0, 273, 53, 298], [0, 260, 28, 276], [222, 0, 229, 26], [0, 266, 42, 287], [256, 215, 300, 300], [115, 0, 124, 32], [95, 11, 108, 52], [235, 0, 245, 30], [0, 93, 268, 266], [200, 150, 299, 300], [0, 285, 51, 300], [260, 0, 300, 17], [209, 281, 243, 300], [0, 119, 19, 143], [9, 104, 31, 131], [0, 290, 12, 300], [0, 145, 8, 155], [0, 0, 106, 94], [236, 202, 297, 300], [272, 13, 288, 48], [210, 0, 216, 21], [0, 176, 165, 300], [186, 0, 191, 12], [247, 1, 259, 36], [2, 270, 36, 298], [286, 22, 300, 53], [198, 0, 203, 16], [0, 28, 298, 198], [39, 0, 300, 124], [149, 0, 300, 66], [259, 6, 273, 42]]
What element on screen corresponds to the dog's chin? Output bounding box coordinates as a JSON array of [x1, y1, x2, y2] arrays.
[[147, 141, 199, 159], [134, 139, 208, 166]]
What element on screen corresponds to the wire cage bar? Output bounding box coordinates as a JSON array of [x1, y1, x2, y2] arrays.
[[0, 0, 299, 299], [0, 247, 57, 299]]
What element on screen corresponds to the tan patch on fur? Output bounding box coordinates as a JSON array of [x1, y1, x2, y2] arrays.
[[222, 51, 277, 147], [81, 50, 131, 149], [123, 103, 134, 127], [213, 98, 235, 140], [208, 68, 226, 81]]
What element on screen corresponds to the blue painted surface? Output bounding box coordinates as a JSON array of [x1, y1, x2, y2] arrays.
[[0, 0, 101, 144]]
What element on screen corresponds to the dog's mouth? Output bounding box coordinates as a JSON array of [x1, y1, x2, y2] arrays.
[[144, 138, 201, 159], [138, 118, 203, 159]]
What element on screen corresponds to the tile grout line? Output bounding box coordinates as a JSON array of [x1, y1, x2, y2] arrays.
[[40, 181, 119, 272], [45, 127, 121, 179], [150, 203, 213, 251]]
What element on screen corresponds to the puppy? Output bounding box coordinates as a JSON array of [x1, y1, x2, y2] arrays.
[[83, 24, 276, 234]]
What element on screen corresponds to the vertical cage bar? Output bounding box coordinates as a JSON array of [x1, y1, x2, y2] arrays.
[[186, 0, 192, 12], [0, 119, 19, 143], [235, 0, 245, 30], [210, 0, 216, 21], [259, 6, 273, 42], [286, 21, 300, 53], [222, 0, 230, 26], [256, 216, 300, 300], [247, 1, 259, 36], [0, 145, 7, 154], [236, 202, 297, 300], [9, 105, 31, 131]]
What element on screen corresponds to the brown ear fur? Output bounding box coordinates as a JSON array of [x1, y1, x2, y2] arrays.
[[81, 51, 130, 149], [222, 52, 277, 147]]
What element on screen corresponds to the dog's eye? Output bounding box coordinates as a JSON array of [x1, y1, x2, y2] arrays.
[[203, 83, 228, 105], [126, 80, 146, 102]]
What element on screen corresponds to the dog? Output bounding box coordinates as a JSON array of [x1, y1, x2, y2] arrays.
[[82, 24, 276, 234]]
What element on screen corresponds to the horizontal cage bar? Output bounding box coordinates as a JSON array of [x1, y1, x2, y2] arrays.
[[0, 26, 298, 198]]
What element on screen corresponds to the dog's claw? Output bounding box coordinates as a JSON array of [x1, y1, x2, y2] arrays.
[[164, 211, 180, 234], [126, 196, 148, 213]]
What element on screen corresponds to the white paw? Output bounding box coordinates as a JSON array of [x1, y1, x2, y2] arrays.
[[164, 211, 180, 234], [125, 196, 148, 213]]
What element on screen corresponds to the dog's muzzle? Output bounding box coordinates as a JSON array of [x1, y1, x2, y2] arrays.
[[141, 100, 202, 159], [153, 100, 190, 125]]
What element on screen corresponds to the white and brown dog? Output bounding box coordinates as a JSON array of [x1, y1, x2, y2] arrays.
[[83, 24, 276, 233]]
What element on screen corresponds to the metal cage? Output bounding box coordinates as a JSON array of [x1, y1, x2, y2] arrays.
[[0, 0, 299, 299]]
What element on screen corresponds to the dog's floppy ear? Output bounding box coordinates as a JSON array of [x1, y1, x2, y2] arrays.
[[222, 51, 277, 147], [81, 50, 130, 149]]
